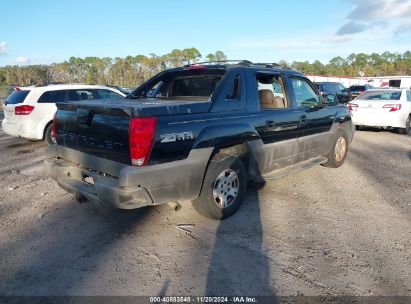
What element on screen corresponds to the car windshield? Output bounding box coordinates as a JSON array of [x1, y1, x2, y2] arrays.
[[128, 69, 225, 101], [5, 90, 30, 105], [357, 90, 402, 100]]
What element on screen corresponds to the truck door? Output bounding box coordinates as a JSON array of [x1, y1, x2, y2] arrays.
[[253, 73, 301, 174], [288, 77, 334, 162]]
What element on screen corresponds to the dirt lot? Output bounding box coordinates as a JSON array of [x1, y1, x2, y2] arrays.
[[0, 114, 410, 297]]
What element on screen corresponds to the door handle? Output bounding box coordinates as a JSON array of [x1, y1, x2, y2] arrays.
[[265, 120, 276, 128], [299, 115, 307, 123]]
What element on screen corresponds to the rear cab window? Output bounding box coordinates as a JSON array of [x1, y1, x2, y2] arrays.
[[129, 68, 226, 102], [5, 90, 31, 105]]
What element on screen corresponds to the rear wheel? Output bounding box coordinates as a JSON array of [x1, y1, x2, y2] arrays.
[[192, 154, 247, 220], [322, 130, 349, 168], [44, 124, 56, 145], [398, 116, 410, 135]]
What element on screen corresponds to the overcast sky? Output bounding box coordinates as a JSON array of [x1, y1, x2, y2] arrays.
[[0, 0, 410, 66]]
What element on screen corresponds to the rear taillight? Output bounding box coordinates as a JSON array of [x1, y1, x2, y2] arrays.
[[129, 117, 157, 166], [383, 104, 402, 112], [360, 89, 365, 93], [347, 103, 358, 111], [52, 112, 57, 140], [15, 105, 34, 115]]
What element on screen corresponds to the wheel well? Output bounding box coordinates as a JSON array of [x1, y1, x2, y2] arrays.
[[42, 120, 53, 140], [217, 144, 249, 168], [196, 144, 251, 198]]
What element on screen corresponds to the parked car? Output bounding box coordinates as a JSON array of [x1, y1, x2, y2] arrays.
[[45, 61, 354, 220], [1, 84, 126, 144], [348, 89, 411, 134], [314, 82, 351, 104], [348, 84, 374, 100]]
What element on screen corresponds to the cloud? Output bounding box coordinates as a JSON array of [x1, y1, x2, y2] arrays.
[[336, 21, 367, 35], [394, 21, 411, 35], [347, 0, 411, 21], [0, 41, 7, 55], [15, 56, 31, 65], [335, 0, 411, 38]]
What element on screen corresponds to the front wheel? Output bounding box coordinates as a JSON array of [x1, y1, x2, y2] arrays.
[[192, 154, 247, 220], [322, 130, 349, 168], [398, 116, 410, 134]]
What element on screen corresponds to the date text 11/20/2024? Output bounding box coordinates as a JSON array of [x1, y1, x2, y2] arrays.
[[149, 296, 258, 303]]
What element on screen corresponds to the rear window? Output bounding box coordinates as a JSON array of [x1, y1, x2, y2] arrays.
[[171, 76, 221, 97], [129, 69, 225, 101], [357, 90, 402, 100], [5, 90, 30, 105], [349, 85, 365, 91], [322, 83, 338, 93]]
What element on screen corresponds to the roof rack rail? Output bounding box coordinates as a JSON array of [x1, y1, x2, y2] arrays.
[[183, 60, 252, 67], [251, 62, 297, 71], [183, 60, 298, 71]]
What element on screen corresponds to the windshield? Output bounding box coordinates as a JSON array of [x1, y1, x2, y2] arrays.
[[357, 90, 402, 100], [5, 90, 30, 105], [128, 69, 225, 101]]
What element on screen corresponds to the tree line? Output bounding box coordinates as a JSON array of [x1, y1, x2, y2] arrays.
[[0, 49, 410, 87]]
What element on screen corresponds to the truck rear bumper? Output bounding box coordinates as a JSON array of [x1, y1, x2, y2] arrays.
[[44, 145, 213, 209], [44, 157, 154, 209]]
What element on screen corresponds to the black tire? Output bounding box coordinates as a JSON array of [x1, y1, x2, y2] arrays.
[[192, 154, 247, 220], [44, 123, 56, 145], [398, 116, 410, 135], [322, 130, 349, 168]]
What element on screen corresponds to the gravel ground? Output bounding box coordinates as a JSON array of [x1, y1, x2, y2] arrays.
[[0, 116, 410, 297]]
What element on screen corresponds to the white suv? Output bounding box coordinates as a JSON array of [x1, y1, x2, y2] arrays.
[[1, 84, 126, 144]]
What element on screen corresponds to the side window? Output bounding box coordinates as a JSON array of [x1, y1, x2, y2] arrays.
[[226, 74, 241, 100], [339, 83, 346, 92], [66, 89, 98, 102], [97, 89, 123, 99], [290, 78, 320, 108], [407, 91, 411, 102], [37, 90, 66, 103], [257, 74, 288, 109]]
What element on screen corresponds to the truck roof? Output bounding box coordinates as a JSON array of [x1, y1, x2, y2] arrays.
[[167, 60, 305, 77]]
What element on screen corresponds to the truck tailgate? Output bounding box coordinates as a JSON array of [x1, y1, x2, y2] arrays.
[[55, 103, 131, 165]]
